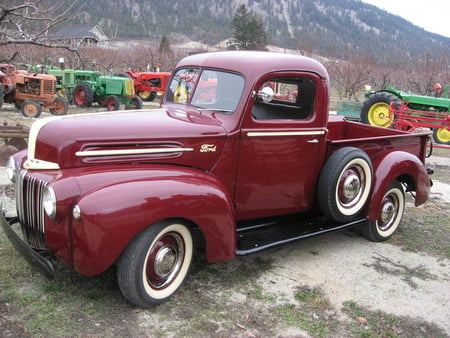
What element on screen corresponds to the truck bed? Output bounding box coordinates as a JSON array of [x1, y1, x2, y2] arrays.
[[326, 116, 431, 161]]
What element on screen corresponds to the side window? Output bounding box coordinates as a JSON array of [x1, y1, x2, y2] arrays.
[[252, 77, 315, 120]]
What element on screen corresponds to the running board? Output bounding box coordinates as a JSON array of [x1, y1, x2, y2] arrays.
[[236, 212, 366, 255]]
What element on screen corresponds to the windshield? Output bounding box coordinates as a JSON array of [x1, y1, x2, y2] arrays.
[[166, 68, 245, 113]]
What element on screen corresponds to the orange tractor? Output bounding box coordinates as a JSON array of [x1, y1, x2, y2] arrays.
[[0, 64, 68, 118], [126, 70, 171, 102]]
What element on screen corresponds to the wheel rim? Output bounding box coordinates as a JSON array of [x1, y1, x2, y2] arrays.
[[368, 102, 393, 127], [53, 99, 66, 114], [106, 97, 117, 110], [376, 188, 404, 236], [23, 102, 39, 117], [145, 231, 185, 290], [436, 128, 450, 143], [336, 158, 371, 216], [74, 88, 86, 105], [138, 91, 151, 100]]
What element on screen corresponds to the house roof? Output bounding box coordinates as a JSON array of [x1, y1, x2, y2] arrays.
[[50, 25, 109, 42]]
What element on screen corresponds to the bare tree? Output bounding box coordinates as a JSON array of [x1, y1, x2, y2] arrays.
[[327, 57, 374, 101], [0, 1, 84, 62]]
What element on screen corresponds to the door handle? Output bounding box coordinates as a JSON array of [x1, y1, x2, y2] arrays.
[[307, 139, 319, 143]]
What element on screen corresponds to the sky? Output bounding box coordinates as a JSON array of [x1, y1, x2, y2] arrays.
[[360, 0, 450, 38]]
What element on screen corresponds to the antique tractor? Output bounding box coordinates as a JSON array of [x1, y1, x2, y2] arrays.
[[360, 86, 450, 145], [48, 69, 102, 104], [73, 73, 143, 111], [125, 70, 171, 101], [0, 64, 68, 118]]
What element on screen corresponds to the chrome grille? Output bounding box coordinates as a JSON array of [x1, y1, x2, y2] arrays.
[[16, 170, 47, 248]]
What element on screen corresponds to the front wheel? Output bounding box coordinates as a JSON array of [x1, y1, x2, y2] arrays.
[[49, 96, 68, 115], [117, 220, 194, 307], [125, 95, 143, 110], [105, 95, 121, 111], [432, 127, 450, 145], [361, 181, 405, 242], [21, 99, 42, 118]]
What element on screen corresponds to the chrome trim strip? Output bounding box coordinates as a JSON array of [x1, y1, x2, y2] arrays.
[[247, 130, 326, 137], [75, 147, 195, 157]]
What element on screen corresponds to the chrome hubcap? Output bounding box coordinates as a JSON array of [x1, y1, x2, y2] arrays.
[[154, 246, 177, 277], [343, 174, 361, 201]]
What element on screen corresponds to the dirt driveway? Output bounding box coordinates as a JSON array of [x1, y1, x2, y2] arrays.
[[0, 105, 449, 337]]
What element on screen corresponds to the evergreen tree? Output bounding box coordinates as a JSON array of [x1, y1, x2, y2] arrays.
[[228, 4, 267, 50], [159, 34, 172, 54]]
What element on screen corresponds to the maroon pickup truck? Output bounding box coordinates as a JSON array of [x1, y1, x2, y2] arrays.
[[1, 51, 433, 307]]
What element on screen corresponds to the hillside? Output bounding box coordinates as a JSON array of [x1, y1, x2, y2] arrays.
[[69, 0, 449, 64]]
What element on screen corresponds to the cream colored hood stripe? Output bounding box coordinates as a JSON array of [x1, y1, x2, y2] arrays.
[[76, 148, 194, 157]]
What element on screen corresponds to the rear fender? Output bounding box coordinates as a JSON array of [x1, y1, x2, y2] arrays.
[[72, 168, 235, 276], [367, 151, 431, 220]]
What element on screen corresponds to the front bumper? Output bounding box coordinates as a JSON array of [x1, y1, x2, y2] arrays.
[[1, 209, 54, 279]]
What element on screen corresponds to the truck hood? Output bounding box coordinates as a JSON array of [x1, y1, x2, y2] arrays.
[[25, 108, 227, 170]]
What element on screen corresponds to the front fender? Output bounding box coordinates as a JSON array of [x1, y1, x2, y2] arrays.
[[72, 167, 235, 276], [367, 151, 431, 221]]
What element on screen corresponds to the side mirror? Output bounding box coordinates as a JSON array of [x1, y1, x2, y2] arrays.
[[257, 86, 274, 103]]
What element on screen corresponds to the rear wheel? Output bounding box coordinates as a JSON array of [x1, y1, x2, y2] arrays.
[[105, 95, 121, 111], [361, 181, 405, 242], [361, 92, 402, 128], [117, 220, 194, 308], [73, 83, 94, 107], [432, 127, 450, 145], [125, 95, 143, 110], [49, 96, 68, 115], [21, 99, 42, 118], [318, 147, 373, 222]]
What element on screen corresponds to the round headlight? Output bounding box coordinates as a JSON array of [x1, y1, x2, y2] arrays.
[[6, 157, 16, 182], [43, 185, 57, 219]]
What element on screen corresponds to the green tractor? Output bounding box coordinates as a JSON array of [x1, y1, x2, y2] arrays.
[[51, 70, 143, 111], [47, 68, 90, 103], [360, 86, 450, 145]]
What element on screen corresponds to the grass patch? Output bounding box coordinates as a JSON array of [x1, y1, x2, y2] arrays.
[[342, 300, 447, 337], [276, 286, 338, 337], [393, 197, 450, 259]]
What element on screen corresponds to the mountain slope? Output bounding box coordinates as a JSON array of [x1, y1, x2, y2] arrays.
[[70, 0, 449, 63]]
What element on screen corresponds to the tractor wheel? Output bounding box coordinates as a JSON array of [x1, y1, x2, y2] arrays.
[[432, 127, 450, 145], [73, 83, 94, 107], [49, 96, 69, 115], [105, 95, 121, 111], [20, 99, 42, 118], [125, 95, 143, 110], [138, 91, 157, 102], [360, 92, 402, 128]]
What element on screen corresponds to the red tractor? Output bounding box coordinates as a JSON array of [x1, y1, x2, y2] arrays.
[[0, 64, 68, 118], [126, 70, 171, 102]]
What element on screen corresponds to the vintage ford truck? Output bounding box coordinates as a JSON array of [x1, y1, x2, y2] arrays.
[[1, 51, 433, 307]]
